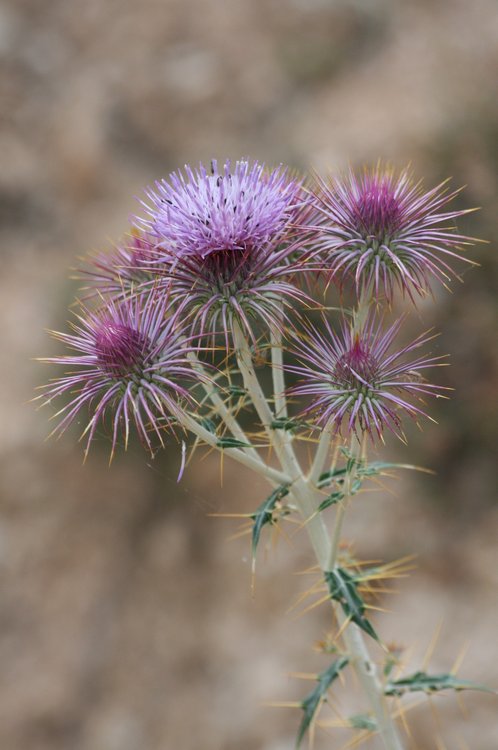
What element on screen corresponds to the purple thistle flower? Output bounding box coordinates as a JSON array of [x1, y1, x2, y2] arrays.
[[287, 315, 448, 441], [38, 292, 202, 457], [139, 159, 304, 259], [80, 230, 158, 298], [311, 165, 475, 301], [135, 159, 316, 341]]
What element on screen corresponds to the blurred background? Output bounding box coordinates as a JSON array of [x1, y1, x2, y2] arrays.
[[1, 0, 497, 748]]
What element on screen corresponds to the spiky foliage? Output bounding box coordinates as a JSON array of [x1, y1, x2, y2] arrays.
[[38, 292, 202, 456], [311, 165, 474, 301], [80, 230, 158, 298], [287, 314, 447, 440]]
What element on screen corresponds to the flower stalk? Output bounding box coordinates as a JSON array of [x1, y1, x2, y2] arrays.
[[178, 409, 291, 487], [187, 331, 405, 748], [233, 322, 405, 748], [270, 303, 288, 420]]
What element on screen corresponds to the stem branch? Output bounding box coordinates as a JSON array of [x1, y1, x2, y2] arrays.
[[270, 324, 288, 420], [178, 411, 290, 487], [187, 351, 261, 463], [196, 319, 405, 749]]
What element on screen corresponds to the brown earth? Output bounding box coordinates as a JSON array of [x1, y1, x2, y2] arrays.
[[1, 1, 497, 748]]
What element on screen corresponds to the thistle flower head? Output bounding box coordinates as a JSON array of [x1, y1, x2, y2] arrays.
[[80, 230, 157, 298], [288, 314, 447, 441], [139, 159, 303, 258], [95, 319, 150, 378], [135, 159, 315, 341], [312, 165, 474, 301], [39, 292, 202, 457]]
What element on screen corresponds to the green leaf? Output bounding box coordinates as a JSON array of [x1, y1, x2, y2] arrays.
[[317, 490, 344, 513], [251, 484, 290, 563], [216, 436, 253, 449], [227, 384, 247, 397], [317, 479, 363, 513], [324, 568, 378, 641], [200, 417, 217, 433], [270, 417, 305, 432], [383, 655, 397, 678], [297, 657, 349, 747], [318, 461, 421, 489], [385, 671, 495, 697], [346, 454, 357, 474], [357, 461, 423, 478], [317, 467, 347, 488], [349, 713, 377, 730]]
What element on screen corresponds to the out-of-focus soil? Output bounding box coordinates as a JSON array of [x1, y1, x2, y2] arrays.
[[1, 1, 497, 748]]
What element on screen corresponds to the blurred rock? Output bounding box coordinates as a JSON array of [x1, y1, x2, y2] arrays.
[[1, 0, 497, 748]]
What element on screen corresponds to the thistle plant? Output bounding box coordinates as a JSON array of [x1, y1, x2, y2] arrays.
[[38, 159, 491, 748]]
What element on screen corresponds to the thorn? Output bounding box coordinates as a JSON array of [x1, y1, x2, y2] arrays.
[[288, 672, 321, 681], [429, 696, 443, 734], [456, 691, 469, 720], [364, 603, 391, 614], [294, 594, 331, 620], [451, 640, 470, 675], [422, 618, 443, 672], [335, 614, 352, 644], [395, 697, 413, 740]]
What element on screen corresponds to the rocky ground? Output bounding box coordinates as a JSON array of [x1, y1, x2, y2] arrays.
[[1, 0, 497, 748]]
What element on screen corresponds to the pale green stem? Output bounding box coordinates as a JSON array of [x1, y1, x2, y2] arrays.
[[232, 320, 404, 749], [233, 321, 329, 566], [187, 351, 261, 463], [302, 471, 404, 749], [232, 321, 277, 441], [233, 320, 303, 478], [269, 318, 288, 420], [328, 440, 341, 480], [302, 472, 405, 748], [307, 293, 404, 749], [326, 498, 347, 571], [353, 282, 374, 334], [178, 411, 290, 487], [327, 433, 361, 570], [343, 625, 405, 750], [309, 420, 334, 485], [270, 309, 302, 494]]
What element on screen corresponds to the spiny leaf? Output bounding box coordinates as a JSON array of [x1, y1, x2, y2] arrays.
[[384, 670, 495, 697], [216, 436, 253, 449], [270, 417, 306, 432], [324, 568, 378, 641], [383, 655, 398, 678], [227, 384, 247, 397], [349, 713, 377, 730], [346, 454, 357, 474], [338, 445, 361, 474], [355, 555, 416, 584], [200, 417, 217, 433], [317, 467, 347, 488], [297, 657, 349, 747], [318, 461, 421, 490], [251, 484, 290, 563], [317, 479, 362, 513], [317, 490, 345, 513], [357, 461, 421, 478]]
